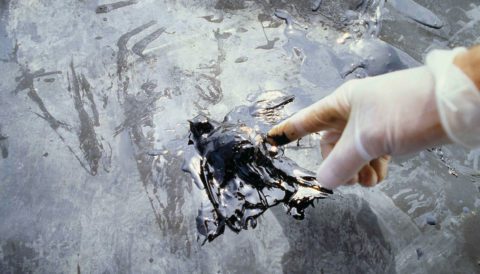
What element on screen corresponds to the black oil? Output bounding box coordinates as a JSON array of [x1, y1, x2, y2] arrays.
[[426, 214, 437, 226], [0, 125, 8, 159], [201, 15, 224, 23], [2, 0, 479, 272], [234, 56, 248, 63], [131, 27, 166, 57], [388, 0, 443, 29], [96, 0, 138, 14], [416, 248, 423, 259], [184, 95, 332, 242]]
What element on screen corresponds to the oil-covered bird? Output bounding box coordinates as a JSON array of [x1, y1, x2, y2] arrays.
[[184, 93, 332, 242]]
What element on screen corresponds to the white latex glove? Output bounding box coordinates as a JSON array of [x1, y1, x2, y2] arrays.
[[267, 47, 480, 189]]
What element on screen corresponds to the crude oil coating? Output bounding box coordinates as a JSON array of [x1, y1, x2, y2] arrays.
[[132, 27, 166, 57], [116, 20, 156, 79], [2, 0, 479, 272], [185, 97, 332, 242], [266, 132, 291, 146], [67, 61, 105, 176], [388, 0, 443, 29], [0, 125, 8, 159], [96, 0, 138, 14]]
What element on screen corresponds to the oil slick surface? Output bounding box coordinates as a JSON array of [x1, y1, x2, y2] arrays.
[[185, 95, 332, 242], [1, 0, 480, 273]]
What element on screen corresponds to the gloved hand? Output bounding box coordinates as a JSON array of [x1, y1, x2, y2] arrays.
[[267, 47, 480, 189]]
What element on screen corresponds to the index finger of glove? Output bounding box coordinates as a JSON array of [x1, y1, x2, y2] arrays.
[[267, 93, 349, 146]]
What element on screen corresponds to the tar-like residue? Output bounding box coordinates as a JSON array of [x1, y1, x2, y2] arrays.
[[266, 132, 291, 146], [184, 95, 332, 242], [96, 0, 138, 14], [0, 125, 8, 159]]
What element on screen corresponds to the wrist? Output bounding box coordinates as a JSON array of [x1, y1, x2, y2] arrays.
[[454, 45, 480, 91], [426, 47, 480, 149]]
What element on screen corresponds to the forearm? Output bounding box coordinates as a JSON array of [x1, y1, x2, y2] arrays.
[[454, 45, 480, 90]]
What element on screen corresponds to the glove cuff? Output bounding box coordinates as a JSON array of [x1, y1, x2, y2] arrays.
[[426, 47, 480, 149]]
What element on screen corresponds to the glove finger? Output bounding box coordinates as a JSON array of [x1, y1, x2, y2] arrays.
[[346, 175, 358, 185], [319, 130, 340, 159], [267, 93, 350, 146], [320, 142, 334, 160], [319, 130, 342, 145], [370, 155, 391, 182], [358, 164, 378, 187], [316, 123, 370, 189], [321, 143, 360, 185]]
